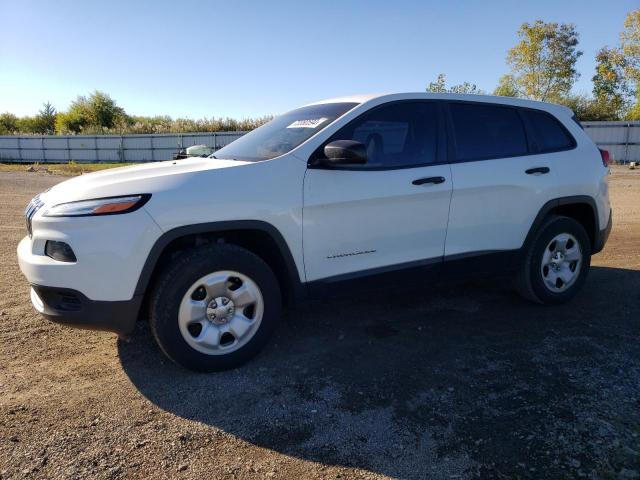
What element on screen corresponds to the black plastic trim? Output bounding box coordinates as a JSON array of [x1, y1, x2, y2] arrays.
[[306, 257, 442, 298], [31, 285, 142, 336], [441, 250, 518, 280], [594, 209, 612, 254], [521, 195, 600, 256], [525, 167, 550, 175], [44, 240, 77, 262], [134, 220, 304, 301], [412, 176, 446, 185]]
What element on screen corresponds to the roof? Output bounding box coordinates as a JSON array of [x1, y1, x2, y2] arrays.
[[306, 92, 574, 117]]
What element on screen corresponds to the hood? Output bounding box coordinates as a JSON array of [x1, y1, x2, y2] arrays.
[[41, 157, 250, 206]]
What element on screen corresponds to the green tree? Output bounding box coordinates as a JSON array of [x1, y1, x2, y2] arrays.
[[36, 102, 57, 134], [557, 95, 617, 121], [592, 47, 630, 120], [493, 74, 519, 97], [16, 116, 41, 134], [620, 9, 640, 118], [426, 73, 482, 94], [56, 91, 129, 134], [89, 91, 128, 131], [504, 20, 582, 101], [627, 102, 640, 120], [621, 9, 640, 84], [0, 113, 19, 134]]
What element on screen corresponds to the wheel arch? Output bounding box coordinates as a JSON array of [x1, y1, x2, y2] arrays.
[[135, 221, 305, 310], [522, 196, 599, 257]]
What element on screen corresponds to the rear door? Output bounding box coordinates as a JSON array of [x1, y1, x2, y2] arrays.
[[303, 101, 452, 284], [443, 102, 561, 269]]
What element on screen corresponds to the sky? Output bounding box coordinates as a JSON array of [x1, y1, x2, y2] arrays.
[[0, 0, 637, 119]]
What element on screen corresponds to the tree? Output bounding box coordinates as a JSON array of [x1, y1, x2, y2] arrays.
[[16, 116, 41, 134], [426, 73, 482, 94], [0, 113, 19, 135], [504, 20, 582, 101], [627, 102, 640, 120], [56, 91, 129, 134], [557, 95, 617, 121], [620, 9, 640, 118], [592, 47, 630, 120], [493, 74, 519, 97], [36, 102, 57, 134], [621, 9, 640, 84]]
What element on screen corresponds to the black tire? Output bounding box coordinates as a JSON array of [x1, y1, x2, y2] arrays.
[[514, 215, 591, 305], [149, 243, 281, 372]]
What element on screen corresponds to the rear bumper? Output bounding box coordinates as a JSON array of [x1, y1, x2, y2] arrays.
[[30, 285, 142, 336], [593, 209, 612, 254]]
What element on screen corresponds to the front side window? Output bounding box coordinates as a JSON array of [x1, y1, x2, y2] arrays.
[[321, 102, 440, 168], [525, 109, 575, 152], [212, 102, 357, 162], [450, 103, 528, 161]]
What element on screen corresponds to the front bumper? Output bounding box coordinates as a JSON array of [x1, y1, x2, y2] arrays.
[[30, 285, 142, 336], [17, 206, 162, 301], [17, 202, 163, 335]]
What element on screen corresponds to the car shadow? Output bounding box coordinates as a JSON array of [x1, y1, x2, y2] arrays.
[[118, 266, 640, 479]]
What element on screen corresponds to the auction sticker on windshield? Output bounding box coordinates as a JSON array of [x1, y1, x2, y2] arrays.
[[287, 118, 328, 129]]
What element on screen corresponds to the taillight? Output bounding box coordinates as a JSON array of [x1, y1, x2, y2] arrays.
[[599, 149, 610, 167]]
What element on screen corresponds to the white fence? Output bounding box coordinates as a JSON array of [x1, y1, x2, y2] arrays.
[[0, 121, 638, 164], [0, 132, 246, 163], [580, 121, 639, 163]]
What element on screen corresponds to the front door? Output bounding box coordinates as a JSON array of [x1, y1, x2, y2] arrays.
[[302, 101, 452, 285]]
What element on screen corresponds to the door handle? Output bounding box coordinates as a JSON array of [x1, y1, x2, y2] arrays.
[[525, 167, 550, 175], [412, 176, 446, 186]]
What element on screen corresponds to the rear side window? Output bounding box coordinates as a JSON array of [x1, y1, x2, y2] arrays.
[[525, 109, 575, 152], [450, 103, 528, 161]]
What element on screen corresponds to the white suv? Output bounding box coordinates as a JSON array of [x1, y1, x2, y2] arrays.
[[18, 93, 612, 371]]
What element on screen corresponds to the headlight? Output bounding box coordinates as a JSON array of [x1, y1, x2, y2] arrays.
[[44, 194, 151, 217]]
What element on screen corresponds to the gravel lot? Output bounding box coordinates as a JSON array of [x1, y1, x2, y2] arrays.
[[1, 167, 639, 479]]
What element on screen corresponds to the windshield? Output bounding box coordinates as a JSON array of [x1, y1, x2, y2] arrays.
[[211, 102, 358, 162]]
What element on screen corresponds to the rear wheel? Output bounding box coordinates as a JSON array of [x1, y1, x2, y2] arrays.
[[149, 244, 281, 372], [515, 216, 591, 304]]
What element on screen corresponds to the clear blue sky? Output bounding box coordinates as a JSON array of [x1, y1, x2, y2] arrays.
[[0, 0, 636, 119]]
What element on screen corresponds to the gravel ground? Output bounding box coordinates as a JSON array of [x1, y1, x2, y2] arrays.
[[1, 167, 639, 480]]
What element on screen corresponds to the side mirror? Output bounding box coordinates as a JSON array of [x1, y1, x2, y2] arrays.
[[322, 140, 367, 166]]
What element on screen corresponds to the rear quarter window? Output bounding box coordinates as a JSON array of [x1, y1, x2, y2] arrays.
[[525, 109, 576, 153]]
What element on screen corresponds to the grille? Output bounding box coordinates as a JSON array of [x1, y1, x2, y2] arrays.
[[24, 194, 44, 237]]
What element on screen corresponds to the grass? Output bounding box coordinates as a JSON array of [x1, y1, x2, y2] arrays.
[[0, 161, 136, 176]]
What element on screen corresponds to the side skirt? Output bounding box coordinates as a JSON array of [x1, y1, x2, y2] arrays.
[[305, 250, 520, 300]]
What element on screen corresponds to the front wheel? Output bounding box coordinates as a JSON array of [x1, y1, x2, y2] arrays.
[[149, 244, 281, 372], [515, 215, 591, 304]]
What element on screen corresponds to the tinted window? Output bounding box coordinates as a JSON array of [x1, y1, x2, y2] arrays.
[[526, 109, 575, 152], [212, 102, 357, 162], [450, 103, 527, 161], [327, 102, 439, 168]]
